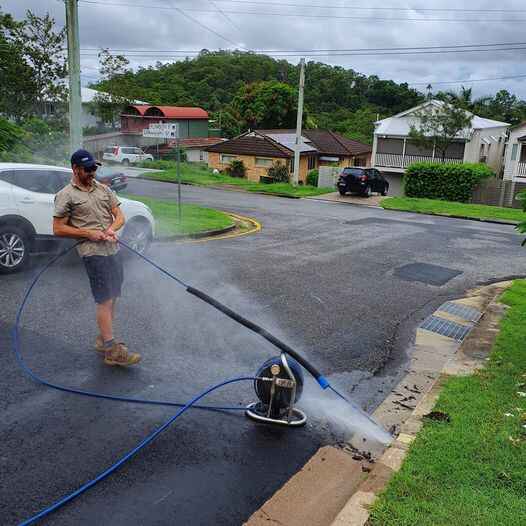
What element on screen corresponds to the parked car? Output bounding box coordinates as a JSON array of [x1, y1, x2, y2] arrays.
[[337, 167, 389, 197], [103, 146, 153, 165], [96, 167, 128, 192], [0, 163, 155, 274]]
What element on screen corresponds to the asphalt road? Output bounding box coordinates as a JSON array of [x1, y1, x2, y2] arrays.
[[2, 181, 525, 525]]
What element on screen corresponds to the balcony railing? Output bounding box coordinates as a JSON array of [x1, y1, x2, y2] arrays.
[[375, 152, 464, 169], [517, 162, 526, 176]]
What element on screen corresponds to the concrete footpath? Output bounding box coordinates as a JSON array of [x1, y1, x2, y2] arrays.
[[245, 281, 512, 526]]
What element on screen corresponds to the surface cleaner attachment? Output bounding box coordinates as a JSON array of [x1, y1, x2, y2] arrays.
[[246, 354, 307, 427]]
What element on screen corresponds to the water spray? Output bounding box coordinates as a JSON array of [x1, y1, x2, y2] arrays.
[[12, 239, 390, 524]]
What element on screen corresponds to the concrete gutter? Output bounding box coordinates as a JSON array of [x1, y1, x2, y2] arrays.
[[245, 281, 513, 526]]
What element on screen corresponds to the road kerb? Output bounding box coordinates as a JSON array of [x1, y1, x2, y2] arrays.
[[330, 281, 513, 526]]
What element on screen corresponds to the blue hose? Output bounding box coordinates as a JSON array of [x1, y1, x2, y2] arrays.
[[19, 376, 254, 526], [11, 239, 357, 525]]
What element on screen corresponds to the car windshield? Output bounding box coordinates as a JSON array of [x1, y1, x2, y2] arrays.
[[343, 168, 365, 176]]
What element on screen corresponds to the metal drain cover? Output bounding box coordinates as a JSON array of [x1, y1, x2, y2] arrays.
[[420, 315, 472, 342], [438, 301, 482, 323], [394, 263, 462, 286]]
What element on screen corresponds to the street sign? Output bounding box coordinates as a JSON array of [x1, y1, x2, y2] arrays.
[[142, 122, 179, 139]]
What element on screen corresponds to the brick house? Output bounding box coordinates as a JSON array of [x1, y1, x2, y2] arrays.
[[207, 130, 371, 183]]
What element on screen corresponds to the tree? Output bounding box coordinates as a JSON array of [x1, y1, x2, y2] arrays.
[[232, 81, 297, 130], [0, 10, 38, 120], [409, 102, 473, 162], [11, 10, 67, 112], [91, 49, 134, 128]]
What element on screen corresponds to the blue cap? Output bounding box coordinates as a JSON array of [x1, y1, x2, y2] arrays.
[[70, 149, 101, 169]]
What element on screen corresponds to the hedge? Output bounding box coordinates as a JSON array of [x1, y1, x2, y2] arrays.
[[404, 162, 494, 202]]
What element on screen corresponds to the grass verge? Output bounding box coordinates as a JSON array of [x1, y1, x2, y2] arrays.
[[140, 163, 333, 197], [381, 196, 524, 223], [369, 280, 526, 526], [122, 194, 234, 237]]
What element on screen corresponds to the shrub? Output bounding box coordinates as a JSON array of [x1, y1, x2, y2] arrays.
[[404, 162, 494, 202], [225, 159, 246, 178], [267, 161, 289, 183], [162, 147, 187, 163], [307, 169, 319, 187]]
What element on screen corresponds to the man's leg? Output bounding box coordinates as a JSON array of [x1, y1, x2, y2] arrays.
[[96, 298, 114, 345]]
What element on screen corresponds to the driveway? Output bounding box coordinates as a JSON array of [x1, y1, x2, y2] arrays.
[[2, 181, 525, 525]]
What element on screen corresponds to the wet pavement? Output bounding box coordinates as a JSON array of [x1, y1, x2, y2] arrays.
[[2, 181, 525, 525]]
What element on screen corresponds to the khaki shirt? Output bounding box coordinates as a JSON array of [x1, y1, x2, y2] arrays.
[[54, 179, 121, 257]]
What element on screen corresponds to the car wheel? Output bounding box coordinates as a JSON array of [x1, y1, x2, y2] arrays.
[[364, 185, 373, 197], [121, 219, 152, 255], [122, 159, 130, 166], [0, 226, 30, 274]]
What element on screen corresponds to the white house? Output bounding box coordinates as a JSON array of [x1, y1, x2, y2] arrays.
[[372, 100, 510, 176], [503, 122, 526, 181]]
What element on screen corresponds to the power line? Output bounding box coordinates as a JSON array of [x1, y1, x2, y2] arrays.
[[408, 74, 526, 86], [78, 1, 526, 23], [208, 0, 526, 14], [75, 41, 526, 54]]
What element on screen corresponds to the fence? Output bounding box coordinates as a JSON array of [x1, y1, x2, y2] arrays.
[[317, 166, 340, 188], [471, 178, 526, 209]]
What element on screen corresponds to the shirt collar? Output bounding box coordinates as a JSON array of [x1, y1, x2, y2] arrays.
[[71, 179, 96, 192]]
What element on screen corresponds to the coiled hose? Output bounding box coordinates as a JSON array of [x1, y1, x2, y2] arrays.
[[12, 239, 359, 525]]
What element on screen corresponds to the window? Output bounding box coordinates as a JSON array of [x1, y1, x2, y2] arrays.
[[104, 147, 114, 154], [307, 156, 316, 170], [11, 170, 59, 194], [221, 154, 236, 163], [0, 170, 14, 184], [199, 150, 205, 161], [255, 157, 273, 167], [511, 143, 518, 161], [122, 148, 135, 154]]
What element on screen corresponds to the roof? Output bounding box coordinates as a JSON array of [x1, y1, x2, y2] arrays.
[[375, 99, 509, 137], [256, 132, 317, 154], [257, 129, 371, 156], [207, 132, 293, 158], [518, 135, 526, 142], [171, 137, 227, 149]]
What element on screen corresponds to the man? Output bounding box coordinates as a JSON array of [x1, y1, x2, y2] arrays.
[[53, 149, 141, 366]]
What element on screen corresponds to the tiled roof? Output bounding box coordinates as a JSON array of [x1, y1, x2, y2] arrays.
[[207, 133, 292, 158], [172, 137, 227, 149], [257, 129, 371, 156]]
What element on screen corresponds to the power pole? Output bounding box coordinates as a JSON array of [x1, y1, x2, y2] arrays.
[[65, 0, 83, 153], [292, 58, 305, 187]]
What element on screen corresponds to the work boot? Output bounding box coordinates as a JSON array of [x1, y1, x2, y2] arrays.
[[95, 335, 105, 353], [104, 342, 141, 367]]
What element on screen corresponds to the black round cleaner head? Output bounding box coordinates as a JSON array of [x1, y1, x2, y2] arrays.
[[246, 354, 307, 426]]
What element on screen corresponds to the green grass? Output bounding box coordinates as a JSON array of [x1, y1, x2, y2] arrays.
[[381, 197, 525, 223], [140, 163, 333, 197], [369, 280, 526, 526], [122, 194, 234, 237]]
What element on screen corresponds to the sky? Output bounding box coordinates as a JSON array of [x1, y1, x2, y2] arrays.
[[4, 0, 526, 100]]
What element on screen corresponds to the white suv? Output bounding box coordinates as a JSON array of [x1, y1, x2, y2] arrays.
[[103, 146, 153, 165], [0, 163, 156, 273]]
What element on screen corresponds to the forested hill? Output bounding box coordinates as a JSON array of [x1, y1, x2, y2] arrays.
[[94, 51, 526, 142]]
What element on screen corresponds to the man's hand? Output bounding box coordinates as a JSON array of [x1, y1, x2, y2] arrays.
[[86, 229, 109, 242], [104, 227, 118, 243]]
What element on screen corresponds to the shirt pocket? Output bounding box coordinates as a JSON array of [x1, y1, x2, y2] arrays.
[[70, 198, 90, 216]]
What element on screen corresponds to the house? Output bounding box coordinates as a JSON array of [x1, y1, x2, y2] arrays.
[[503, 122, 526, 181], [84, 104, 213, 158], [207, 130, 372, 183], [120, 105, 209, 138], [372, 100, 510, 177]]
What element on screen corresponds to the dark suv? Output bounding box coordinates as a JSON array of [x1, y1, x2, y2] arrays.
[[337, 167, 389, 197]]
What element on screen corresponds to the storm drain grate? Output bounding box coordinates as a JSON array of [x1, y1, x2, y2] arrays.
[[438, 301, 482, 323], [394, 263, 463, 286], [420, 315, 472, 342]]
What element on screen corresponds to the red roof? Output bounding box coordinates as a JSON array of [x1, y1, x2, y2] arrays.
[[123, 105, 208, 119], [177, 137, 227, 149], [151, 106, 208, 119]]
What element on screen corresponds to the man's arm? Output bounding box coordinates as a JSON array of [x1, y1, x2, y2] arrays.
[[53, 216, 108, 242], [104, 205, 125, 242]]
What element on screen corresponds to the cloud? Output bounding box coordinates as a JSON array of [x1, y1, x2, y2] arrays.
[[3, 0, 526, 99]]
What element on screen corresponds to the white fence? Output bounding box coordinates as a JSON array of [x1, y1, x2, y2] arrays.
[[318, 166, 340, 188]]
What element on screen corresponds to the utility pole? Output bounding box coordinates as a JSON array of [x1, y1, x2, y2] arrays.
[[65, 0, 82, 153], [292, 58, 305, 187]]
